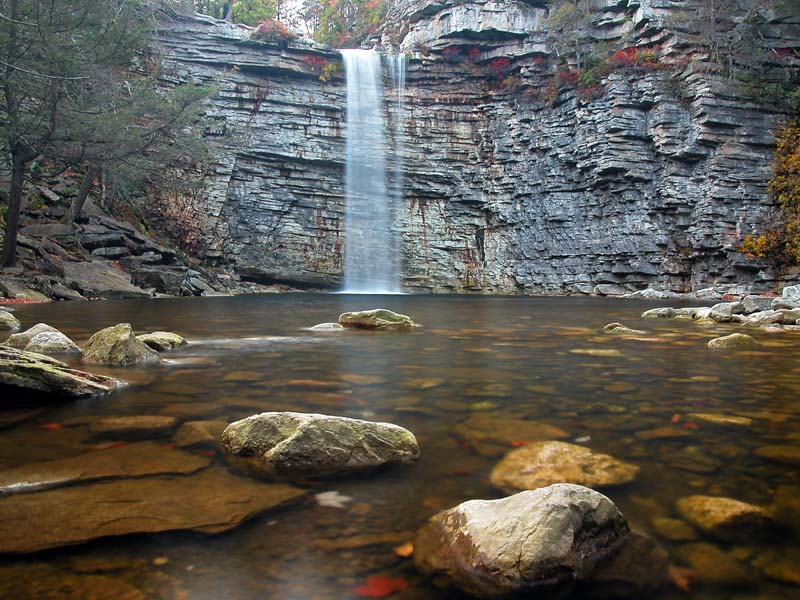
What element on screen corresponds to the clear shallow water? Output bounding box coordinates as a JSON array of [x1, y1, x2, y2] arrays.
[[0, 294, 799, 599]]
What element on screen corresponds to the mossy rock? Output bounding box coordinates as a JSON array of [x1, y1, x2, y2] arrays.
[[604, 323, 647, 336], [82, 324, 158, 366], [5, 323, 60, 349], [136, 331, 187, 352], [707, 333, 760, 350], [338, 309, 416, 330], [0, 311, 21, 331]]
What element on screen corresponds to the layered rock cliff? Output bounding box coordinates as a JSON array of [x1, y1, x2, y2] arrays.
[[151, 1, 800, 294]]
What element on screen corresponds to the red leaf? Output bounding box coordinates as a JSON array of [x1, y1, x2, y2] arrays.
[[683, 422, 699, 430], [511, 440, 529, 447], [105, 441, 129, 449], [40, 423, 62, 430], [352, 575, 409, 598]]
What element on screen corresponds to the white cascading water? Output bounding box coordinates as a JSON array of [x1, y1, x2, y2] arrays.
[[341, 49, 404, 294]]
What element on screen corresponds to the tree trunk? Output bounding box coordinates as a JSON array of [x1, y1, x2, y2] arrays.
[[223, 1, 233, 21], [63, 165, 99, 226], [1, 157, 27, 268]]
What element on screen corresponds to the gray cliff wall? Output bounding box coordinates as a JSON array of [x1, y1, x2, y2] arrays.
[[152, 1, 800, 294]]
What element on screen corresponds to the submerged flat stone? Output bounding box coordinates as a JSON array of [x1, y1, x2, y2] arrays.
[[0, 467, 305, 554], [676, 495, 778, 542], [490, 441, 639, 494], [89, 415, 177, 437], [0, 346, 120, 400], [0, 441, 210, 495], [454, 413, 569, 457]]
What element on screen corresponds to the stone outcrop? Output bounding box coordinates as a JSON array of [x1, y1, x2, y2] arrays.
[[82, 323, 159, 366], [221, 412, 420, 480], [414, 484, 630, 598], [147, 3, 800, 295], [338, 308, 416, 330]]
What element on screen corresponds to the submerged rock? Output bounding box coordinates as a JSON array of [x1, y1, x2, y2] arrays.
[[414, 484, 630, 599], [0, 441, 209, 495], [0, 346, 119, 400], [0, 563, 145, 600], [0, 467, 305, 554], [172, 419, 228, 449], [603, 323, 647, 336], [673, 542, 756, 587], [221, 412, 420, 480], [651, 517, 697, 542], [755, 444, 800, 465], [89, 415, 178, 438], [338, 309, 416, 330], [707, 333, 760, 350], [5, 323, 59, 348], [453, 413, 569, 457], [490, 441, 639, 494], [676, 495, 778, 542], [25, 330, 80, 355], [308, 322, 345, 331], [82, 323, 159, 366], [136, 331, 187, 352], [0, 311, 21, 331]]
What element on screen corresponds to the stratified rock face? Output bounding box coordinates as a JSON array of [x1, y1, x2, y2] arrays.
[[339, 309, 416, 330], [221, 412, 420, 480], [0, 346, 119, 400], [82, 323, 159, 366], [414, 484, 630, 598], [490, 441, 640, 494], [151, 5, 800, 294]]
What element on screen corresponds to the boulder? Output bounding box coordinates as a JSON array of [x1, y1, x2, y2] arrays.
[[338, 309, 416, 330], [708, 302, 745, 322], [0, 346, 119, 400], [0, 467, 305, 554], [45, 259, 151, 299], [641, 307, 676, 319], [603, 323, 646, 336], [740, 310, 783, 326], [308, 322, 345, 331], [221, 412, 420, 480], [707, 333, 761, 350], [772, 297, 799, 310], [89, 415, 177, 438], [676, 495, 778, 542], [136, 331, 187, 352], [4, 323, 59, 349], [778, 308, 800, 324], [414, 484, 630, 599], [741, 295, 774, 314], [24, 330, 80, 355], [82, 323, 159, 366], [490, 441, 639, 494], [781, 284, 800, 300], [0, 311, 21, 331]]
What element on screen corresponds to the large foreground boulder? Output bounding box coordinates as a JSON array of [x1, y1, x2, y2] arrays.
[[338, 309, 416, 330], [0, 346, 119, 400], [414, 484, 630, 599], [490, 441, 639, 494], [82, 323, 158, 366], [221, 412, 420, 480]]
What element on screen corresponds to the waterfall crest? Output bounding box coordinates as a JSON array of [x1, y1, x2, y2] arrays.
[[341, 49, 403, 294]]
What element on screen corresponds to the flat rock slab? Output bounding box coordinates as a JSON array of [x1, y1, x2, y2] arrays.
[[338, 309, 416, 330], [490, 441, 639, 494], [48, 259, 151, 299], [454, 413, 569, 457], [0, 467, 305, 554], [0, 441, 210, 495], [89, 415, 177, 437], [755, 444, 800, 465], [0, 346, 120, 400]]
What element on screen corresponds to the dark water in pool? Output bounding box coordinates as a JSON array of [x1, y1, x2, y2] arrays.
[[1, 294, 799, 599]]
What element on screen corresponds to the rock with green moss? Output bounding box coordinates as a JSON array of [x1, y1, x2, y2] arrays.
[[707, 333, 760, 350], [221, 412, 420, 480], [136, 331, 186, 352], [338, 309, 416, 330], [641, 307, 677, 319], [0, 311, 21, 331], [0, 346, 119, 399], [82, 323, 158, 366], [604, 323, 647, 336], [414, 484, 630, 599], [5, 323, 60, 349]]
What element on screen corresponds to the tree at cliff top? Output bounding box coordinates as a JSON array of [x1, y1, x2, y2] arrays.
[[0, 0, 212, 266], [301, 0, 389, 48], [166, 1, 284, 25], [545, 0, 604, 71]]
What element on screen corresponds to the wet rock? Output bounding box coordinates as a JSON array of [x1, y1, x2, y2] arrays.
[[0, 467, 305, 553], [781, 284, 800, 301], [82, 323, 159, 366], [670, 446, 722, 473], [603, 323, 646, 336], [687, 413, 752, 427], [579, 531, 669, 598], [24, 330, 81, 355], [742, 295, 774, 314], [674, 306, 712, 320], [755, 444, 800, 465], [707, 333, 760, 350], [754, 550, 800, 586], [0, 563, 145, 600], [0, 441, 210, 495], [708, 302, 745, 323], [635, 427, 692, 441], [89, 415, 178, 438], [641, 308, 677, 319], [674, 543, 756, 587], [453, 413, 569, 457], [0, 346, 120, 400], [773, 485, 800, 524], [772, 297, 799, 310], [4, 323, 59, 348], [221, 412, 420, 480], [172, 419, 228, 449], [338, 309, 416, 330], [0, 311, 21, 330], [308, 322, 345, 331], [490, 441, 639, 494], [136, 331, 187, 352], [676, 495, 778, 542], [651, 517, 697, 542], [414, 484, 630, 599]]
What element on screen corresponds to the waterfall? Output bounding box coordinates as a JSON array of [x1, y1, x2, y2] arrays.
[[341, 49, 403, 294]]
